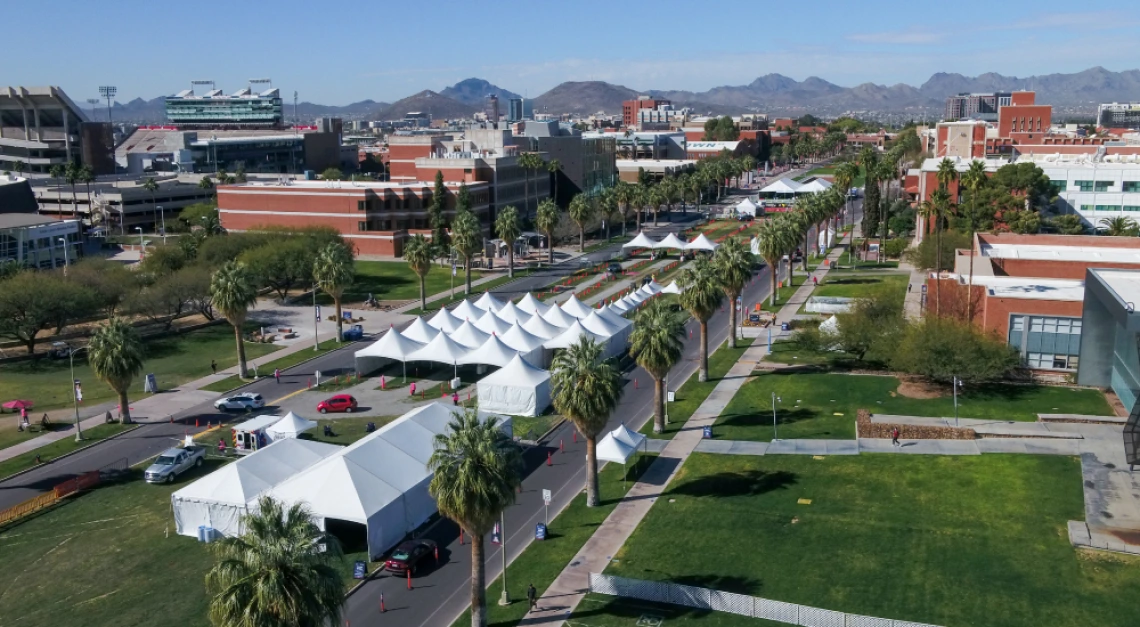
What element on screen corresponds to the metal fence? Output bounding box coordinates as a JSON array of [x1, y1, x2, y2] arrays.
[[588, 573, 942, 627]]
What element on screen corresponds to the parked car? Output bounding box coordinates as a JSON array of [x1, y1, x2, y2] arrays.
[[317, 394, 358, 414], [145, 446, 205, 483], [213, 393, 265, 411], [607, 261, 623, 274], [384, 539, 437, 575]]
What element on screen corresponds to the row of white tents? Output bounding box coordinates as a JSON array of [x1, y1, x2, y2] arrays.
[[173, 403, 510, 560], [622, 231, 720, 252]]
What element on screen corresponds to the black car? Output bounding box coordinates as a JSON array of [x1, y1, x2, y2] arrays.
[[607, 262, 623, 274], [384, 539, 437, 575]]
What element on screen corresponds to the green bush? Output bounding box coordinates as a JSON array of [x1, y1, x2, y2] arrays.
[[891, 317, 1020, 383], [882, 238, 908, 259]]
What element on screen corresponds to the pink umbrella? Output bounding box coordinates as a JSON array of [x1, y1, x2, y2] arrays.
[[2, 399, 34, 411]]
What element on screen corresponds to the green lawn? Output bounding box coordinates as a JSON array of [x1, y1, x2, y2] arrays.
[[574, 594, 784, 627], [512, 414, 562, 441], [0, 423, 135, 479], [305, 414, 398, 446], [764, 339, 848, 368], [599, 453, 1140, 627], [715, 372, 1113, 442], [801, 165, 866, 188], [315, 260, 491, 305], [812, 272, 908, 300], [641, 338, 755, 440], [450, 454, 657, 627], [0, 324, 281, 412], [200, 338, 347, 393]]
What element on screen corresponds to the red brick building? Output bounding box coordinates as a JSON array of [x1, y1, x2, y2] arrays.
[[622, 97, 670, 128]]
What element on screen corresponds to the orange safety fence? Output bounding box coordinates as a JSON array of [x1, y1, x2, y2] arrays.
[[0, 470, 102, 526]]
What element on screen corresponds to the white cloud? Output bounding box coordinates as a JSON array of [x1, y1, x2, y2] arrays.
[[846, 30, 946, 45]]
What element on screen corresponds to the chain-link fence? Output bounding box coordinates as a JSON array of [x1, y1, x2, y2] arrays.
[[589, 573, 941, 627]]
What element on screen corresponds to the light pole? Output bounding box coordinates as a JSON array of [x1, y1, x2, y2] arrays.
[[312, 281, 320, 351], [772, 393, 781, 441], [134, 227, 144, 260], [953, 376, 962, 427], [498, 511, 510, 606], [68, 345, 84, 441], [157, 205, 166, 244], [57, 237, 70, 275]]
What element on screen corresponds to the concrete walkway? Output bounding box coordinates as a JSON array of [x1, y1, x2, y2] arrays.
[[521, 227, 850, 626], [899, 260, 925, 321]]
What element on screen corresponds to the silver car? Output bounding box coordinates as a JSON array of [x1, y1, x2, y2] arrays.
[[144, 446, 205, 484], [213, 392, 266, 411]]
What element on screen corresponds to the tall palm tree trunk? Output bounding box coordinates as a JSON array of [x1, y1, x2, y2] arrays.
[[507, 246, 514, 279], [470, 534, 487, 627], [118, 389, 133, 424], [419, 276, 427, 311], [585, 435, 599, 507], [465, 262, 472, 295], [547, 233, 554, 264], [728, 290, 739, 349], [769, 264, 779, 307], [653, 376, 665, 433], [234, 322, 249, 378], [579, 227, 584, 252], [698, 321, 709, 383], [934, 224, 942, 317], [635, 206, 642, 232]]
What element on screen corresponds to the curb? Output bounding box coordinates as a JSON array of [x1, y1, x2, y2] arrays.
[[0, 424, 143, 484]]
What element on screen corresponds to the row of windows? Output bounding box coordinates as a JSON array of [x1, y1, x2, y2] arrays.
[[1074, 180, 1112, 192], [1062, 181, 1140, 193], [1080, 205, 1140, 213], [1008, 315, 1081, 372]]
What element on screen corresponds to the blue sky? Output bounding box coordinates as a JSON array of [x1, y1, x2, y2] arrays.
[[10, 0, 1140, 105]]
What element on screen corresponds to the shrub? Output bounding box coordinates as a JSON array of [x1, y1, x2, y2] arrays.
[[890, 317, 1020, 383]]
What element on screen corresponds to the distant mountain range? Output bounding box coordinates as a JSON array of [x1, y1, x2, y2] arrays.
[[81, 96, 389, 124], [83, 67, 1140, 123]]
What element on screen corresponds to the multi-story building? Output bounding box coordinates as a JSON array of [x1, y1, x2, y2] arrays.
[[0, 86, 115, 174], [585, 131, 686, 161], [622, 96, 670, 129], [514, 121, 616, 204], [944, 92, 1012, 122], [0, 175, 82, 268], [32, 173, 217, 231], [1098, 103, 1140, 133], [507, 98, 533, 123], [217, 179, 491, 256], [115, 127, 340, 175], [164, 85, 284, 129]]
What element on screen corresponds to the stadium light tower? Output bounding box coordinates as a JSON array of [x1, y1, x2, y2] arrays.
[[98, 86, 116, 126], [86, 98, 100, 119]]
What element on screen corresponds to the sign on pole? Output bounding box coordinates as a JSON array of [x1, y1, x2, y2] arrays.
[[353, 561, 367, 579], [491, 521, 502, 545], [542, 489, 551, 526]]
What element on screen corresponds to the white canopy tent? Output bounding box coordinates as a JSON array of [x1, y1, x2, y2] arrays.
[[500, 324, 547, 366], [643, 280, 664, 294], [595, 305, 633, 329], [734, 197, 760, 217], [543, 320, 604, 351], [580, 311, 630, 349], [595, 423, 649, 482], [474, 310, 514, 336], [608, 299, 633, 314], [560, 294, 595, 319], [515, 293, 551, 316], [798, 178, 833, 193], [450, 320, 491, 349], [450, 299, 484, 322], [622, 231, 658, 249], [542, 305, 579, 328], [685, 233, 720, 251], [265, 411, 319, 441], [406, 332, 470, 376], [266, 403, 511, 560], [660, 280, 683, 295], [473, 292, 506, 312], [611, 423, 646, 450], [400, 318, 439, 344], [495, 301, 533, 325], [522, 313, 563, 340], [354, 329, 424, 377], [653, 233, 688, 250], [457, 334, 521, 368], [476, 354, 551, 417], [759, 178, 803, 196], [172, 438, 342, 539], [427, 307, 463, 333]]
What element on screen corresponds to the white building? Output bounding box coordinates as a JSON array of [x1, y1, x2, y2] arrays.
[[1029, 154, 1140, 225]]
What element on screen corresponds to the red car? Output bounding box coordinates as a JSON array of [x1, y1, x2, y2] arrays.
[[317, 394, 358, 414], [384, 539, 437, 575]]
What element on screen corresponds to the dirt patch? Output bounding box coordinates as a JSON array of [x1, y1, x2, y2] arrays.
[[895, 377, 946, 400]]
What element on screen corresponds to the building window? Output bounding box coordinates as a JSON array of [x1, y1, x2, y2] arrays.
[[357, 200, 366, 211], [358, 221, 368, 232], [1050, 181, 1067, 193], [1124, 206, 1140, 212], [1096, 205, 1119, 212], [1008, 314, 1081, 371], [1081, 205, 1094, 212], [1095, 181, 1111, 192], [1124, 181, 1140, 193], [1075, 180, 1094, 192]]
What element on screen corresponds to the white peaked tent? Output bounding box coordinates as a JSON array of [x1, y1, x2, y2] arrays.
[[172, 438, 341, 539], [661, 280, 683, 294], [266, 412, 319, 441], [581, 311, 630, 348], [354, 329, 424, 376], [401, 317, 439, 344], [500, 324, 547, 366], [644, 280, 664, 294], [734, 197, 760, 217], [685, 233, 720, 251], [427, 307, 463, 333], [473, 291, 506, 312], [653, 233, 688, 250], [820, 315, 840, 334], [798, 178, 833, 193], [522, 313, 563, 340], [476, 354, 551, 417], [759, 178, 802, 195], [495, 301, 532, 325], [596, 305, 632, 329], [543, 320, 604, 351], [612, 423, 646, 449], [406, 332, 469, 370], [542, 304, 579, 328], [750, 236, 761, 255], [515, 293, 551, 316], [449, 320, 491, 349], [458, 334, 520, 368], [450, 299, 484, 322], [596, 434, 636, 464], [265, 403, 511, 560], [474, 309, 513, 336], [622, 231, 658, 249], [625, 290, 647, 304], [608, 299, 633, 314], [560, 293, 595, 318]]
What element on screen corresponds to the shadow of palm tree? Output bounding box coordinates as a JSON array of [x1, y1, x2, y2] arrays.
[[669, 469, 796, 498]]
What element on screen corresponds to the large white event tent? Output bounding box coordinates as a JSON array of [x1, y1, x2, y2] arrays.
[[581, 311, 630, 347], [622, 232, 658, 249], [608, 298, 632, 314], [474, 309, 514, 336], [500, 324, 547, 366], [595, 305, 632, 330], [515, 293, 551, 316], [474, 292, 506, 312], [172, 438, 342, 539], [265, 411, 319, 441], [406, 332, 470, 376], [734, 197, 760, 217], [401, 317, 439, 344], [354, 328, 424, 377], [476, 354, 551, 417], [522, 313, 563, 339], [265, 403, 512, 560], [684, 233, 720, 252], [450, 320, 491, 349], [560, 294, 595, 319], [798, 178, 833, 193], [428, 307, 463, 333], [661, 280, 683, 295], [450, 299, 484, 322], [542, 304, 579, 328], [458, 334, 521, 368], [653, 233, 688, 250], [495, 301, 532, 325], [544, 320, 616, 356], [759, 178, 802, 198]]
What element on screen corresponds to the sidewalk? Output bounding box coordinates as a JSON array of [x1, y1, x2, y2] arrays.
[[522, 231, 849, 626], [899, 260, 925, 320]]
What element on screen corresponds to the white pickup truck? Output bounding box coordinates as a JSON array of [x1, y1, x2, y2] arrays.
[[144, 446, 205, 484]]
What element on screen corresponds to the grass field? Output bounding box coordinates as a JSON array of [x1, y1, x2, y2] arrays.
[[798, 165, 866, 188], [315, 260, 491, 305], [0, 423, 135, 479], [0, 323, 281, 413], [598, 453, 1140, 627], [573, 594, 784, 627], [811, 272, 908, 300], [714, 372, 1113, 442], [449, 455, 656, 627], [641, 338, 755, 440]]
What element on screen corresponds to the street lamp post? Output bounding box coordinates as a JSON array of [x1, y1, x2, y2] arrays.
[[68, 346, 84, 441], [498, 511, 510, 606], [312, 281, 320, 351], [134, 226, 144, 260], [57, 237, 69, 275], [772, 393, 781, 441], [953, 376, 962, 427], [157, 205, 166, 244]]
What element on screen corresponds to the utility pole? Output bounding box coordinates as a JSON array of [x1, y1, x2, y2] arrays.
[[772, 393, 780, 441], [313, 282, 320, 351], [68, 346, 84, 441], [498, 511, 510, 606]]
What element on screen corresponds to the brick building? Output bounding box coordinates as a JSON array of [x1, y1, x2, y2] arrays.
[[622, 97, 671, 129]]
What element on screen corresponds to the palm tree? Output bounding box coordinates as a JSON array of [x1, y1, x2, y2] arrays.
[[87, 317, 145, 424], [495, 205, 522, 278], [404, 234, 433, 311], [630, 300, 685, 433], [313, 242, 356, 341], [48, 164, 64, 215], [614, 182, 635, 236], [688, 173, 704, 216], [451, 209, 482, 294], [713, 237, 753, 349], [648, 186, 665, 227], [211, 261, 258, 378], [833, 162, 858, 235], [206, 496, 344, 627], [961, 160, 989, 319], [551, 337, 623, 507], [547, 158, 562, 202], [919, 189, 954, 316], [568, 194, 594, 252], [429, 410, 523, 627], [757, 218, 793, 306], [141, 177, 159, 233], [11, 159, 25, 179], [1099, 216, 1138, 237], [678, 256, 723, 383], [79, 164, 95, 223], [536, 199, 560, 263], [65, 161, 81, 219], [198, 175, 214, 194]]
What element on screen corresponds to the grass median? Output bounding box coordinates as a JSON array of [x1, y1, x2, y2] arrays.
[[315, 260, 492, 306], [640, 337, 754, 440], [404, 274, 521, 315]]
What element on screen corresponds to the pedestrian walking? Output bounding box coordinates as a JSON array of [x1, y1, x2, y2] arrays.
[[210, 359, 217, 375], [274, 368, 281, 384], [452, 391, 459, 406], [217, 438, 226, 454], [410, 382, 417, 396], [891, 427, 900, 448], [527, 583, 538, 610], [907, 283, 912, 293], [812, 276, 818, 286]]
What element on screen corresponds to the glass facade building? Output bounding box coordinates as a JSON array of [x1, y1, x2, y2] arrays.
[[165, 95, 283, 128], [1008, 315, 1082, 371], [1077, 269, 1140, 412]]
